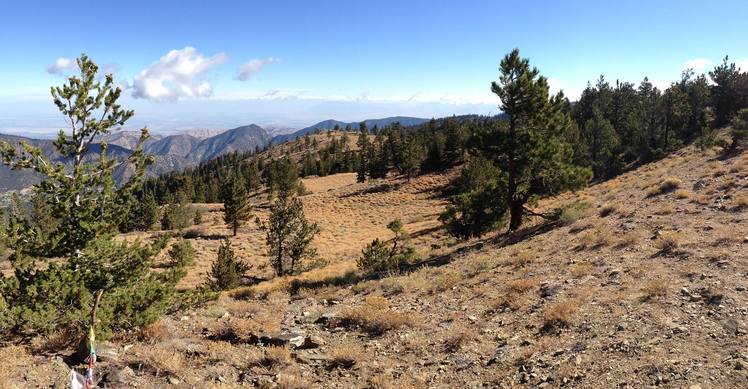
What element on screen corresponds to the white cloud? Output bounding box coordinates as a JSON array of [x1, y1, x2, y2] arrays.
[[132, 47, 227, 102], [683, 58, 713, 72], [546, 78, 584, 101], [236, 57, 279, 81], [736, 59, 748, 72], [46, 57, 77, 75]]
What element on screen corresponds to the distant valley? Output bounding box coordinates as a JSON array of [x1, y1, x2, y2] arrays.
[[0, 116, 427, 190]]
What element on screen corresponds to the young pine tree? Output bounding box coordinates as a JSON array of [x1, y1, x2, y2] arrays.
[[265, 194, 320, 276], [133, 192, 159, 231], [357, 219, 417, 274], [222, 172, 252, 236], [208, 238, 250, 290], [0, 54, 188, 340]]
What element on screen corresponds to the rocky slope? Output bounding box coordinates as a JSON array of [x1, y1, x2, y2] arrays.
[[2, 140, 746, 388]]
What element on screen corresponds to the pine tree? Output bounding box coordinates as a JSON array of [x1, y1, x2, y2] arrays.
[[357, 219, 417, 274], [443, 117, 464, 165], [710, 56, 742, 127], [730, 108, 748, 150], [0, 54, 187, 339], [134, 192, 159, 231], [208, 238, 250, 290], [222, 172, 252, 236], [582, 107, 620, 179], [400, 136, 421, 181], [266, 194, 319, 276], [356, 122, 370, 182], [267, 155, 299, 198], [441, 49, 591, 235]]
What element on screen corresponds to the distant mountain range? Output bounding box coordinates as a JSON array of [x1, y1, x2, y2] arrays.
[[271, 116, 429, 144], [0, 116, 428, 191]]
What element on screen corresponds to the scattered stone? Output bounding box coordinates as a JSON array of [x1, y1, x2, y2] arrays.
[[168, 376, 180, 385], [539, 283, 561, 299], [106, 366, 136, 385], [608, 268, 621, 278], [298, 335, 325, 349], [259, 332, 306, 348], [313, 312, 337, 324], [96, 342, 121, 363]]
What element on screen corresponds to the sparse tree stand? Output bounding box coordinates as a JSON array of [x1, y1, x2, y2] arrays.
[[222, 172, 252, 236], [266, 193, 320, 276]]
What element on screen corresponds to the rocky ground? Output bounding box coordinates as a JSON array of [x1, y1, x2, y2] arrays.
[[1, 143, 747, 388]]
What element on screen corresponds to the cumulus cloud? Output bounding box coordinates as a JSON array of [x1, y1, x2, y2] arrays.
[[683, 58, 713, 72], [132, 47, 227, 102], [236, 57, 279, 81], [46, 57, 77, 75]]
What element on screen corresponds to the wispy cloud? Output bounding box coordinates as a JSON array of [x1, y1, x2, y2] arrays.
[[132, 47, 227, 102], [236, 57, 280, 81], [46, 57, 77, 75], [682, 58, 713, 72], [214, 89, 497, 105]]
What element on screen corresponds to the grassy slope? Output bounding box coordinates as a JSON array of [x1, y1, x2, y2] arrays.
[[2, 142, 747, 388]]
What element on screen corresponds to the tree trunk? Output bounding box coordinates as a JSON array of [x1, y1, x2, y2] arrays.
[[508, 200, 524, 231]]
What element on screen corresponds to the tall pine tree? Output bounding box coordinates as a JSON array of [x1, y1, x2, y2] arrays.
[[222, 172, 252, 236]]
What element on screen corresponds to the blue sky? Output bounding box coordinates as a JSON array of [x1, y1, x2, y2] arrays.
[[1, 0, 747, 135]]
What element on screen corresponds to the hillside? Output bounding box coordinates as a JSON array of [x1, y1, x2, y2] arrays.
[[2, 140, 746, 388], [271, 116, 429, 145]]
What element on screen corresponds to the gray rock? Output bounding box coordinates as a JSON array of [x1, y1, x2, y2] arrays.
[[259, 332, 306, 347]]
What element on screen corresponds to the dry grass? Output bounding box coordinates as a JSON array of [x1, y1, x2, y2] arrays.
[[653, 204, 675, 215], [138, 345, 187, 377], [569, 261, 594, 278], [371, 375, 427, 389], [262, 345, 293, 368], [334, 296, 417, 335], [640, 279, 669, 302], [559, 201, 593, 225], [137, 320, 170, 344], [647, 176, 682, 197], [506, 250, 534, 267], [29, 329, 77, 353], [0, 346, 33, 385], [492, 278, 539, 312], [599, 203, 616, 217], [578, 226, 614, 249], [734, 193, 748, 210], [542, 298, 580, 330], [616, 230, 642, 248], [429, 270, 461, 292], [329, 344, 365, 369], [443, 324, 475, 352], [675, 189, 693, 200], [654, 232, 683, 254]]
